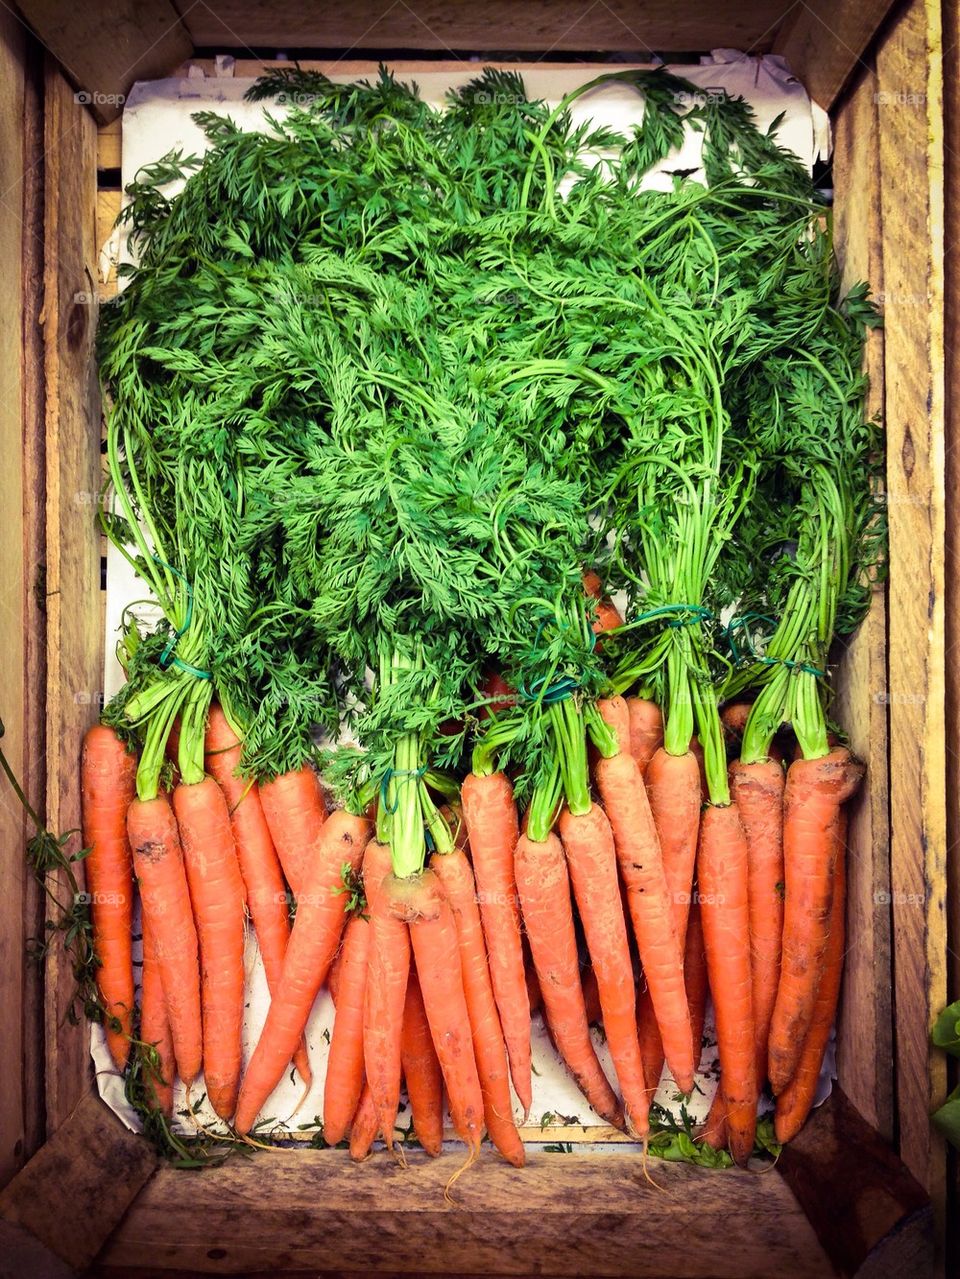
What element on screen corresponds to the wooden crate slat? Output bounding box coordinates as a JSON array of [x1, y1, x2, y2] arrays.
[[0, 0, 32, 1186], [178, 0, 784, 54], [874, 0, 948, 1204], [777, 1089, 932, 1277], [0, 1093, 157, 1272], [772, 0, 900, 108], [16, 0, 191, 125], [99, 1145, 833, 1277], [829, 65, 895, 1144], [41, 58, 103, 1136]]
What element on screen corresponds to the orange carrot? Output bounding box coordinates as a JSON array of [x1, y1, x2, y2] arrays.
[[259, 766, 328, 897], [775, 812, 848, 1142], [697, 802, 756, 1165], [127, 794, 202, 1085], [730, 757, 785, 1084], [768, 748, 863, 1094], [721, 701, 753, 740], [626, 698, 664, 776], [362, 839, 410, 1150], [388, 870, 485, 1154], [582, 569, 623, 634], [559, 804, 649, 1136], [349, 1082, 379, 1161], [598, 696, 631, 756], [636, 984, 663, 1096], [460, 771, 531, 1114], [173, 777, 246, 1119], [81, 724, 137, 1070], [140, 913, 175, 1118], [234, 810, 371, 1134], [595, 751, 694, 1095], [323, 912, 370, 1146], [700, 1087, 728, 1151], [646, 746, 701, 944], [431, 846, 524, 1165], [685, 899, 709, 1072], [581, 965, 602, 1027], [401, 971, 444, 1157], [515, 830, 624, 1128], [204, 706, 310, 1086]]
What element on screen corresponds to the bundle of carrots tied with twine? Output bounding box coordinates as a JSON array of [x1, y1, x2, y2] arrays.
[[72, 65, 883, 1171]]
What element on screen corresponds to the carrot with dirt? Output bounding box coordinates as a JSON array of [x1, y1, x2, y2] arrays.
[[173, 774, 246, 1119], [234, 807, 371, 1134], [460, 768, 531, 1115], [139, 913, 176, 1118], [81, 723, 138, 1069], [429, 815, 524, 1165], [775, 810, 848, 1141], [768, 746, 863, 1093], [127, 792, 202, 1086], [626, 697, 663, 775], [259, 765, 328, 897], [589, 706, 695, 1096], [387, 867, 485, 1156], [401, 971, 445, 1156], [204, 704, 311, 1086], [514, 769, 624, 1129], [546, 695, 650, 1137], [362, 837, 411, 1150], [323, 911, 371, 1146], [349, 1082, 380, 1160], [698, 800, 756, 1164]]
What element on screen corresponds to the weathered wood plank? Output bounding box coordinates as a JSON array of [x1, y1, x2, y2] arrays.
[[941, 0, 960, 1264], [874, 0, 947, 1208], [777, 1089, 931, 1278], [17, 0, 191, 124], [180, 1, 780, 54], [41, 58, 103, 1136], [829, 64, 894, 1144], [99, 1147, 833, 1277], [0, 0, 33, 1195], [773, 0, 900, 109], [0, 1092, 157, 1273], [98, 119, 121, 171]]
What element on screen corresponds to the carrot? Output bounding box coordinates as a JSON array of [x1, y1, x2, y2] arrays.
[[767, 747, 864, 1094], [515, 830, 624, 1129], [685, 899, 709, 1072], [234, 810, 371, 1134], [349, 1082, 380, 1161], [700, 1087, 728, 1151], [81, 724, 137, 1070], [127, 794, 202, 1085], [582, 569, 623, 634], [626, 698, 663, 776], [204, 705, 311, 1086], [387, 869, 485, 1153], [645, 747, 701, 946], [173, 777, 246, 1119], [323, 912, 370, 1146], [581, 965, 602, 1027], [525, 954, 543, 1016], [401, 971, 445, 1157], [362, 839, 410, 1150], [595, 751, 695, 1095], [259, 766, 328, 897], [721, 701, 753, 740], [775, 812, 848, 1142], [140, 913, 176, 1118], [598, 697, 631, 756], [730, 757, 785, 1083], [559, 804, 649, 1136], [697, 801, 756, 1165], [460, 771, 531, 1115], [636, 984, 663, 1096], [431, 846, 524, 1166]]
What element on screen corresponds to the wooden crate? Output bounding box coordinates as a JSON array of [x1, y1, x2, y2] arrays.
[[0, 0, 954, 1275]]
